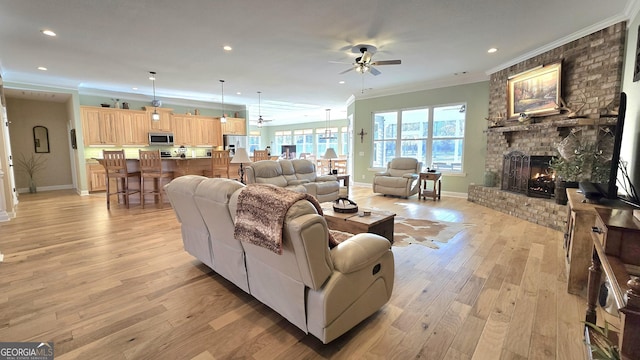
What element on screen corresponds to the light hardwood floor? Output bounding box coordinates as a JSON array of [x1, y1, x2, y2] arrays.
[[0, 186, 588, 359]]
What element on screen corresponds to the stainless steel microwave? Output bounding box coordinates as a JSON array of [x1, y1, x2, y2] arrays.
[[149, 132, 174, 145]]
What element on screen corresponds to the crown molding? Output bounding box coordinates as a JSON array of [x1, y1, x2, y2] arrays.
[[626, 0, 640, 23]]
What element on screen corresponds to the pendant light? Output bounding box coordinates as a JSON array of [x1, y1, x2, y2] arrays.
[[149, 71, 160, 121], [219, 79, 227, 124], [320, 108, 336, 140]]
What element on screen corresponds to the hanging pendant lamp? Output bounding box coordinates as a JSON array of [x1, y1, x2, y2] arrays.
[[320, 108, 336, 140], [149, 71, 160, 121], [219, 80, 227, 124], [257, 91, 263, 128]]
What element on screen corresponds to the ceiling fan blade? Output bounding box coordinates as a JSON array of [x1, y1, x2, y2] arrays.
[[329, 60, 353, 64], [339, 67, 355, 75], [369, 66, 382, 76], [371, 59, 401, 66]]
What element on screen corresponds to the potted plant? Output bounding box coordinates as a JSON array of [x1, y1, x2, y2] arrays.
[[15, 153, 47, 193], [549, 131, 613, 205]]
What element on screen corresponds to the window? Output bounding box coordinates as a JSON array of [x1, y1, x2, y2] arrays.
[[317, 127, 338, 157], [340, 126, 350, 156], [294, 129, 314, 155], [372, 104, 465, 172], [248, 131, 261, 155]]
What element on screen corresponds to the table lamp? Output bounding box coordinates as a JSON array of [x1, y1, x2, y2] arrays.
[[230, 148, 252, 184], [323, 148, 338, 175]]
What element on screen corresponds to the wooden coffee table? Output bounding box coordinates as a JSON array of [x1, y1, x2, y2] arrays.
[[322, 206, 396, 243]]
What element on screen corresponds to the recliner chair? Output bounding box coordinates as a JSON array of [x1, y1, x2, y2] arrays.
[[372, 157, 422, 198]]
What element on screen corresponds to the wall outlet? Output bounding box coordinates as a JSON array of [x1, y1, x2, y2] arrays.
[[359, 151, 364, 156], [362, 175, 365, 179]]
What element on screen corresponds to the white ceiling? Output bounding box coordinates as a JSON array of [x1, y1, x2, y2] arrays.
[[0, 0, 635, 125]]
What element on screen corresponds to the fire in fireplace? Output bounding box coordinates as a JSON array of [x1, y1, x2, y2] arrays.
[[502, 151, 555, 198]]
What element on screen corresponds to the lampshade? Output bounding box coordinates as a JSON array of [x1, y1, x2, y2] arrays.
[[324, 148, 338, 160], [230, 148, 252, 164]]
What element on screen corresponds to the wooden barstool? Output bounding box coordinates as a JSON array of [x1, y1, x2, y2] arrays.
[[253, 149, 269, 161], [139, 150, 174, 208], [203, 150, 230, 178], [103, 150, 140, 210]]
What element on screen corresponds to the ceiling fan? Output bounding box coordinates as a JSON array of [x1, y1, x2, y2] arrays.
[[251, 91, 272, 128], [338, 44, 402, 76]]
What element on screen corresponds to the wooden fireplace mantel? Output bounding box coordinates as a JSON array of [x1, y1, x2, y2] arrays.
[[486, 117, 617, 134]]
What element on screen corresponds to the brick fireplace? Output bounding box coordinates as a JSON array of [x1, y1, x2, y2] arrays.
[[468, 22, 625, 231]]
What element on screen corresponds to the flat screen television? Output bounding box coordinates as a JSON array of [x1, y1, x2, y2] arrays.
[[581, 92, 638, 205], [281, 145, 296, 159]]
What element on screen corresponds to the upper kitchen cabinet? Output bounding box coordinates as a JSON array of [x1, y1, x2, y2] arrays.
[[194, 116, 222, 147], [120, 110, 150, 145], [81, 106, 121, 146], [171, 115, 193, 146], [221, 117, 246, 135], [144, 107, 173, 132]]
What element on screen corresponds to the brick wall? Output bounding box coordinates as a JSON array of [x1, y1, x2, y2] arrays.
[[469, 22, 626, 230]]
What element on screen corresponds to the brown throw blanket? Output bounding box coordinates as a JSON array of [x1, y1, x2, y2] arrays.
[[234, 184, 338, 254]]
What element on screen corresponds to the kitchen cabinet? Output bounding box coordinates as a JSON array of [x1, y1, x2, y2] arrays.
[[194, 116, 222, 146], [86, 163, 106, 192], [222, 117, 246, 135], [171, 115, 193, 146], [120, 110, 150, 145], [81, 107, 121, 146], [145, 107, 173, 132]]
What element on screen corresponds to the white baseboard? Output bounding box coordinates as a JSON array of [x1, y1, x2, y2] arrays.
[[16, 184, 74, 193], [0, 252, 4, 262]]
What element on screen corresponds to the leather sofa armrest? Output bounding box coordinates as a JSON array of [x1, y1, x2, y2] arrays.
[[403, 173, 418, 179], [316, 175, 337, 182], [330, 233, 391, 274], [375, 171, 390, 176]]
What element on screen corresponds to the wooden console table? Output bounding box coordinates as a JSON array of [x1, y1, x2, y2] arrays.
[[586, 208, 640, 359], [419, 172, 442, 201]]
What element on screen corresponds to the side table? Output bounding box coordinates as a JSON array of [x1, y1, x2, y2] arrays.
[[419, 172, 442, 201]]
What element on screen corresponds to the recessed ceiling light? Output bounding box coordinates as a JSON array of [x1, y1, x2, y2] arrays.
[[339, 81, 345, 84], [488, 48, 498, 53], [223, 45, 232, 51], [41, 29, 56, 37], [37, 66, 47, 71], [132, 87, 138, 91], [236, 92, 241, 95]]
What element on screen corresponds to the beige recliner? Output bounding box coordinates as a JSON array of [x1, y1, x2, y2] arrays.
[[164, 176, 394, 344], [373, 157, 422, 198]]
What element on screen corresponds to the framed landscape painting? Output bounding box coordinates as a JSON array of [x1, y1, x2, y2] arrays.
[[507, 62, 561, 119]]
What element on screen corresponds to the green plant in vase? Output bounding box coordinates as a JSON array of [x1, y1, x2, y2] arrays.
[[15, 153, 47, 193]]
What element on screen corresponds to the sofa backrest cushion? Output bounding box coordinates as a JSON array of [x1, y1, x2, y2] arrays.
[[292, 159, 317, 182], [388, 157, 419, 177], [247, 160, 288, 187], [279, 159, 298, 183]]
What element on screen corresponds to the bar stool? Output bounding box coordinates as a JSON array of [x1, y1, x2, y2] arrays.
[[253, 149, 270, 161], [103, 150, 140, 210], [203, 150, 230, 178], [139, 150, 174, 208]]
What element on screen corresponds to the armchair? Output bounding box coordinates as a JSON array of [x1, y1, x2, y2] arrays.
[[372, 157, 422, 198]]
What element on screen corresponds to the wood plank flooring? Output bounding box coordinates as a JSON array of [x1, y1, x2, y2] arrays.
[[0, 186, 588, 359]]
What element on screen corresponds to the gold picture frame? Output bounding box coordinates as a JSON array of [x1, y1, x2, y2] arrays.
[[507, 62, 561, 119]]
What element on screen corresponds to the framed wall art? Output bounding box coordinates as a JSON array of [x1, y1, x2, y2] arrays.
[[507, 62, 561, 119]]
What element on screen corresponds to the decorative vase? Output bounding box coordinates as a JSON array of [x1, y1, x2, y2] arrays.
[[555, 180, 579, 205], [29, 178, 37, 193]]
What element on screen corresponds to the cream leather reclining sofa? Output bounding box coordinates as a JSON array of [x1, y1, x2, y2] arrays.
[[245, 159, 340, 203], [164, 176, 395, 344]]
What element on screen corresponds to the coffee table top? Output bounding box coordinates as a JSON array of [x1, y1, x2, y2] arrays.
[[321, 206, 396, 226]]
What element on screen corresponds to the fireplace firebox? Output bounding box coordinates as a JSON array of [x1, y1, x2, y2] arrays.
[[502, 151, 555, 198]]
